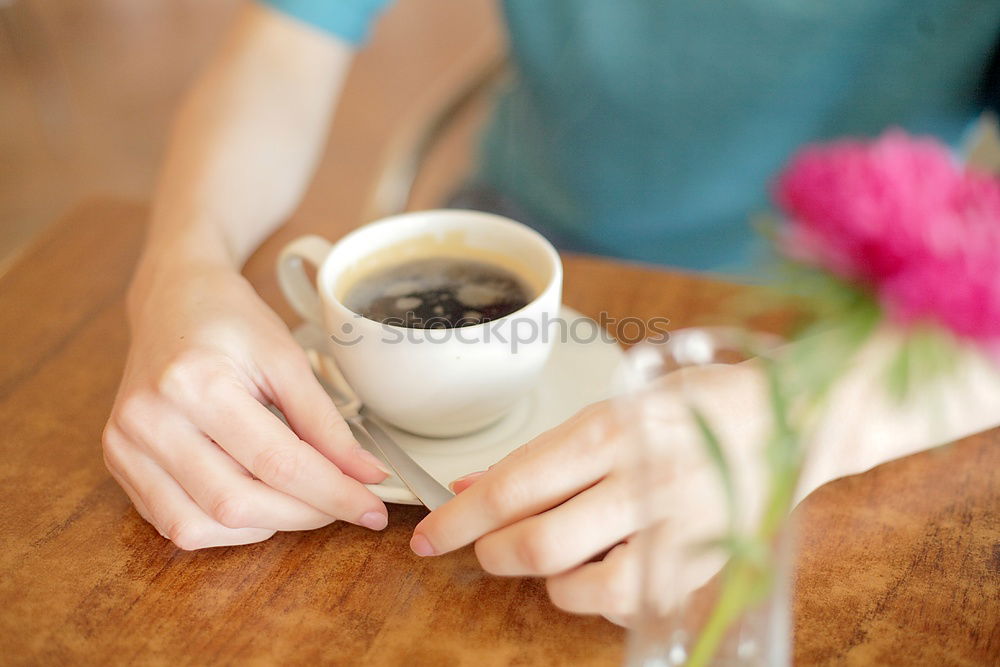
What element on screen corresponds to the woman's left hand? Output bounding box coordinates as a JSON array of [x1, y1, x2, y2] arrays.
[[409, 362, 775, 624], [409, 400, 645, 623]]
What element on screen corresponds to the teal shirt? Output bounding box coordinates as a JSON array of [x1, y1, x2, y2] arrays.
[[262, 0, 1000, 274]]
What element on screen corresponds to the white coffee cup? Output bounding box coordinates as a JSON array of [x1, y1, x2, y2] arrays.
[[277, 210, 563, 438]]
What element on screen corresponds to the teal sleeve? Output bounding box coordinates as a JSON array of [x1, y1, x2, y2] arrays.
[[258, 0, 393, 45]]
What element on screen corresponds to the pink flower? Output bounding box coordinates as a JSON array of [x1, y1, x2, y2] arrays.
[[774, 130, 1000, 352]]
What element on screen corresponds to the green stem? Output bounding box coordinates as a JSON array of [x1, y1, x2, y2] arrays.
[[684, 448, 801, 666], [685, 562, 757, 667]]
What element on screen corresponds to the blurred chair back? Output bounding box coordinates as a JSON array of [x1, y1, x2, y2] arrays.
[[363, 49, 509, 222]]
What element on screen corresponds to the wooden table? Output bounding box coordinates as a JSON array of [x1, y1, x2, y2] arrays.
[[1, 199, 997, 665]]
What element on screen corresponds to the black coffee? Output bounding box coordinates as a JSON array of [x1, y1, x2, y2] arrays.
[[344, 257, 532, 329]]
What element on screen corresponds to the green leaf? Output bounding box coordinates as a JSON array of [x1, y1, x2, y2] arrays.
[[690, 405, 738, 536], [886, 338, 912, 402], [885, 325, 960, 403]]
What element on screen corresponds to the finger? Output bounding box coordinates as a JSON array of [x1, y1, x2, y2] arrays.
[[265, 351, 389, 484], [177, 376, 388, 530], [106, 458, 156, 527], [132, 414, 338, 531], [108, 444, 276, 550], [449, 470, 485, 494], [545, 541, 641, 620], [104, 426, 159, 528], [473, 472, 639, 577], [601, 611, 630, 628], [412, 403, 619, 556]]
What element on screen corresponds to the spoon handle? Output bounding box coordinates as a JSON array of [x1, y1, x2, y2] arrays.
[[348, 414, 455, 511]]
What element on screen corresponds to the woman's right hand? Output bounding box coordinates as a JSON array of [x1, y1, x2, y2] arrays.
[[102, 258, 390, 550]]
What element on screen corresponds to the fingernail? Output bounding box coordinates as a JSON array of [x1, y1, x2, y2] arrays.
[[410, 533, 436, 557], [359, 511, 388, 531], [355, 446, 393, 476], [449, 470, 485, 493]]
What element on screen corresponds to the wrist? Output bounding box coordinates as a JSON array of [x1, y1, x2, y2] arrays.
[[126, 222, 237, 326]]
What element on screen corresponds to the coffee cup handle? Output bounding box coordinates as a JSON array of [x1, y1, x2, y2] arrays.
[[277, 235, 333, 327], [278, 236, 362, 409]]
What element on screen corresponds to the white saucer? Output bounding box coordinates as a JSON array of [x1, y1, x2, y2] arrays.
[[293, 306, 624, 505]]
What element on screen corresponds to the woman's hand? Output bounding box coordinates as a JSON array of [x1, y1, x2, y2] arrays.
[[408, 364, 771, 624], [409, 400, 647, 621], [103, 259, 390, 550]]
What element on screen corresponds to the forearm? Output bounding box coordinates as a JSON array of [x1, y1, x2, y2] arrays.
[[689, 327, 1000, 506], [797, 329, 1000, 497], [130, 3, 352, 316]]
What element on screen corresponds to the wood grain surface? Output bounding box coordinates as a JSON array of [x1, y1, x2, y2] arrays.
[[1, 200, 998, 666]]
